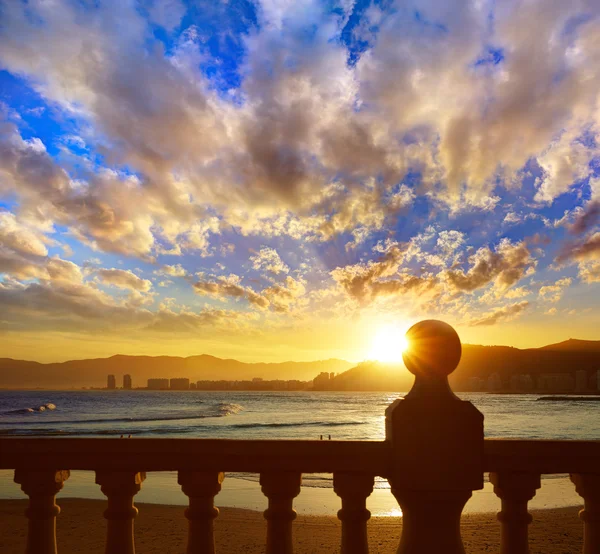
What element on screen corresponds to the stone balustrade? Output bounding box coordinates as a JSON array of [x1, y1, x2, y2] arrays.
[[2, 320, 600, 554]]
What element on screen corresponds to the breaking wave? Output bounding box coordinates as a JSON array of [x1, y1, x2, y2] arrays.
[[2, 403, 56, 415], [0, 402, 242, 427]]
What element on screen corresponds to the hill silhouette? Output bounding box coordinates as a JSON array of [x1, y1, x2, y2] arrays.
[[320, 342, 600, 392], [0, 355, 353, 389], [1, 338, 599, 391], [538, 339, 600, 352]]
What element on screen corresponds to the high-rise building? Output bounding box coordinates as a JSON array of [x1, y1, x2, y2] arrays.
[[576, 370, 588, 392], [107, 374, 116, 390], [170, 378, 190, 390], [147, 378, 169, 390], [123, 374, 132, 390]]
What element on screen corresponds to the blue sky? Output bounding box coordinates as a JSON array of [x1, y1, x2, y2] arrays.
[[0, 0, 599, 362]]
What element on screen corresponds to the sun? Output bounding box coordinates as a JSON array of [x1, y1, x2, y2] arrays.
[[368, 324, 409, 363]]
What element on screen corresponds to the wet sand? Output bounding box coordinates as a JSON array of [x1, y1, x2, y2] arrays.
[[0, 498, 583, 553]]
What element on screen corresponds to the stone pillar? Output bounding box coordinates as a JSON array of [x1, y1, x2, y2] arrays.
[[333, 472, 375, 554], [260, 471, 302, 554], [490, 472, 541, 554], [14, 469, 70, 554], [178, 471, 224, 554], [571, 473, 600, 554], [95, 471, 146, 554], [385, 319, 484, 554]]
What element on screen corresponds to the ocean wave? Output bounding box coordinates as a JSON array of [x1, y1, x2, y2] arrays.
[[2, 403, 56, 415], [0, 426, 201, 437], [226, 420, 367, 429], [0, 402, 241, 425], [217, 402, 243, 416]]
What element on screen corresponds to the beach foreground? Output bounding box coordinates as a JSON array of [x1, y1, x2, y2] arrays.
[[0, 499, 583, 553]]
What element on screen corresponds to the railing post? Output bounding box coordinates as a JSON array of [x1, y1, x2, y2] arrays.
[[14, 469, 70, 554], [333, 472, 375, 554], [95, 471, 146, 554], [260, 471, 302, 554], [571, 473, 600, 554], [385, 320, 484, 554], [489, 472, 541, 554], [178, 471, 224, 554]]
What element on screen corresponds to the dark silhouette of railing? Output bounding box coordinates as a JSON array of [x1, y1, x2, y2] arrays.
[[1, 320, 599, 554]]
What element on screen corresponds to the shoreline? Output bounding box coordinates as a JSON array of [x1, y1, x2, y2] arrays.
[[0, 470, 582, 517], [0, 498, 584, 553]]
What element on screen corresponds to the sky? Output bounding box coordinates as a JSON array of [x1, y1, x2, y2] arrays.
[[0, 0, 599, 363]]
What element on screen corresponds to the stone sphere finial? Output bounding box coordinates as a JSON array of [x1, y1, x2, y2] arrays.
[[402, 319, 461, 378]]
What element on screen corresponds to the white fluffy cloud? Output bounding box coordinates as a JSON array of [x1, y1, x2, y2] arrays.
[[250, 247, 289, 275], [96, 269, 152, 292]]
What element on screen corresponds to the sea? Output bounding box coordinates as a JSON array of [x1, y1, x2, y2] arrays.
[[1, 390, 598, 514], [1, 390, 599, 441]]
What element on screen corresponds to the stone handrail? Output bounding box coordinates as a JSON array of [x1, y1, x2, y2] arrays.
[[1, 319, 599, 554]]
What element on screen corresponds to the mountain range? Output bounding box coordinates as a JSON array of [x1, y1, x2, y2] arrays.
[[0, 355, 353, 389], [319, 339, 600, 392], [0, 338, 599, 390]]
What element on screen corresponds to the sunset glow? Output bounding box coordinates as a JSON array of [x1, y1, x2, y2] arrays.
[[368, 325, 409, 363]]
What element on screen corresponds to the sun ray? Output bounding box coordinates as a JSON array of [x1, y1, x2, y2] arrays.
[[368, 324, 409, 362]]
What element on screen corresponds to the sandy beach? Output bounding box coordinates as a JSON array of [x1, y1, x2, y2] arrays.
[[0, 498, 583, 554]]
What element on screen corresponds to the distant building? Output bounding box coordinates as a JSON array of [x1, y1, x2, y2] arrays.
[[537, 373, 575, 392], [189, 382, 197, 390], [170, 378, 190, 390], [575, 370, 587, 393], [487, 373, 502, 391], [510, 374, 534, 392], [313, 372, 332, 390], [597, 370, 600, 392], [123, 374, 132, 390], [107, 374, 116, 390], [467, 376, 485, 391], [147, 378, 169, 390]]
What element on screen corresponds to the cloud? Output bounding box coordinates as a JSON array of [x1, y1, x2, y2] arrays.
[[468, 301, 530, 327], [556, 232, 600, 264], [147, 0, 186, 32], [0, 212, 50, 257], [578, 261, 600, 283], [436, 230, 465, 255], [96, 269, 152, 292], [193, 275, 270, 309], [446, 239, 535, 292], [156, 264, 189, 278], [262, 276, 306, 313], [538, 277, 572, 303], [3, 0, 598, 242], [0, 275, 252, 335], [331, 245, 406, 304], [0, 0, 599, 343], [250, 247, 289, 275], [570, 201, 600, 235]]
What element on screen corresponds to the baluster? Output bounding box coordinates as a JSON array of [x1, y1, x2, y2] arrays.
[[571, 473, 600, 554], [14, 469, 70, 554], [386, 320, 484, 554], [260, 471, 302, 554], [178, 471, 224, 554], [95, 471, 146, 554], [333, 472, 374, 554], [490, 471, 541, 554]]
